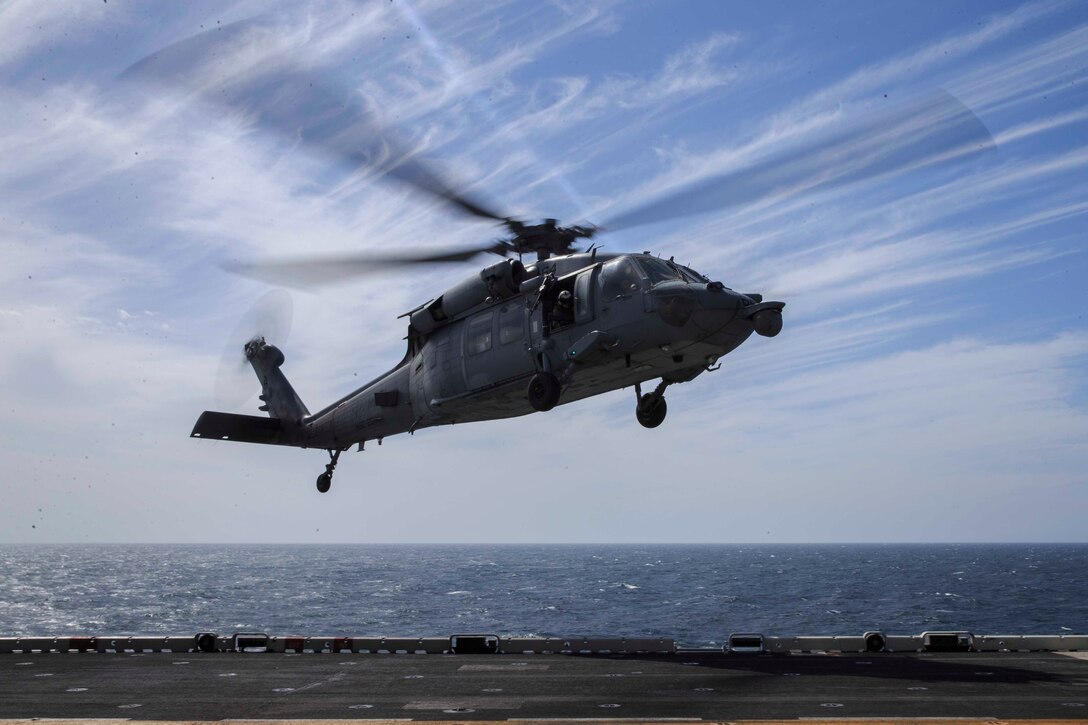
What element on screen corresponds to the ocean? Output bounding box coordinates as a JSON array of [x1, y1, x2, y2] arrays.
[[1, 544, 1085, 647]]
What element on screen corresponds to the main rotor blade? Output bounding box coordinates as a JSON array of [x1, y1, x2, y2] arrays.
[[122, 18, 508, 224], [223, 242, 509, 288], [602, 92, 995, 231]]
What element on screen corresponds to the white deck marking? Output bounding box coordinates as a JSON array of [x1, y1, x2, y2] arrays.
[[458, 664, 549, 672], [404, 697, 523, 710], [289, 671, 347, 693]]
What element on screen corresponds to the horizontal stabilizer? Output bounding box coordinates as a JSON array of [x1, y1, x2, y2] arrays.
[[191, 411, 286, 445]]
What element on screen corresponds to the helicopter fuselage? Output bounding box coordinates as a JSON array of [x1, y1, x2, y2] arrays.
[[259, 252, 782, 451]]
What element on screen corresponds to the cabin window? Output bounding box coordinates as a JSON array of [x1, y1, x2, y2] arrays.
[[574, 270, 593, 322], [600, 258, 643, 298], [498, 304, 524, 345], [466, 312, 493, 355]]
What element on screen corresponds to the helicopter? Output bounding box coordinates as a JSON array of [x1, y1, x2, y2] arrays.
[[193, 217, 785, 493], [128, 19, 994, 493]]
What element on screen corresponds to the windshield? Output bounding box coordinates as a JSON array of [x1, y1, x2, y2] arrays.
[[636, 256, 683, 286], [678, 264, 708, 283]]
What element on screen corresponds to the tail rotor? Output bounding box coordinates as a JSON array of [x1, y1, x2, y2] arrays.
[[214, 289, 294, 410]]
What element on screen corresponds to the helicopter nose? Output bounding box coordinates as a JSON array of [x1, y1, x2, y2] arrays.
[[653, 283, 744, 329], [695, 282, 745, 310], [691, 284, 745, 332]]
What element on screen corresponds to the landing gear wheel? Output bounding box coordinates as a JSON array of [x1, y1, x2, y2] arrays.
[[315, 449, 341, 493], [527, 372, 561, 412], [636, 395, 667, 428]]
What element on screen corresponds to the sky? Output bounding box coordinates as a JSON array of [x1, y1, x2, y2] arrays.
[[0, 0, 1085, 544]]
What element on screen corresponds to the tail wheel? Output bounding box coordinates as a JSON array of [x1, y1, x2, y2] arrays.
[[316, 472, 332, 493], [636, 395, 667, 428], [527, 372, 561, 412]]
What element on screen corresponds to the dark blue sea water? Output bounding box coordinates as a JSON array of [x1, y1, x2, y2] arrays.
[[1, 544, 1085, 647]]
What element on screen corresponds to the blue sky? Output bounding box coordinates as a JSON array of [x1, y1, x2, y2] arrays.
[[1, 0, 1085, 543]]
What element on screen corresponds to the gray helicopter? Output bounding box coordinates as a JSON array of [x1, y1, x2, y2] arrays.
[[131, 20, 993, 492], [193, 216, 785, 492]]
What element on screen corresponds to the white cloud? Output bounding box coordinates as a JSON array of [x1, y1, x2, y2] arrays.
[[0, 0, 110, 68]]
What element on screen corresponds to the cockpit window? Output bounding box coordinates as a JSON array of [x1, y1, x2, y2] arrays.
[[600, 258, 644, 298], [636, 256, 683, 286], [678, 265, 708, 283]]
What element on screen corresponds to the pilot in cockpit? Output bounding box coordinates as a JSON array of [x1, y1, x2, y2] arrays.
[[552, 289, 575, 327]]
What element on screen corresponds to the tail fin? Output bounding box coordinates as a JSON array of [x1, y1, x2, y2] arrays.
[[245, 338, 309, 422]]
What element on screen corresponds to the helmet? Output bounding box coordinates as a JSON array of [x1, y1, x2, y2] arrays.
[[557, 290, 573, 306]]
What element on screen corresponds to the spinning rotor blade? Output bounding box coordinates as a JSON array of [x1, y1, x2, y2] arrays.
[[222, 242, 510, 288], [602, 92, 994, 231], [214, 289, 293, 409], [379, 149, 507, 223], [127, 20, 995, 283], [123, 19, 509, 224]]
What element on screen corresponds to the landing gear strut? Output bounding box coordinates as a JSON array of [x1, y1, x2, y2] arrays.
[[635, 380, 670, 429], [316, 449, 341, 493]]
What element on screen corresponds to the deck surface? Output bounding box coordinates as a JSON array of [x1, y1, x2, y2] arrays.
[[3, 650, 1088, 721]]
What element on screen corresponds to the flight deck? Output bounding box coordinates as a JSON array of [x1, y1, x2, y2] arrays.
[[3, 633, 1088, 722]]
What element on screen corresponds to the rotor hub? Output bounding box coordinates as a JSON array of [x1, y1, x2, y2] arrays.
[[504, 218, 596, 261]]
